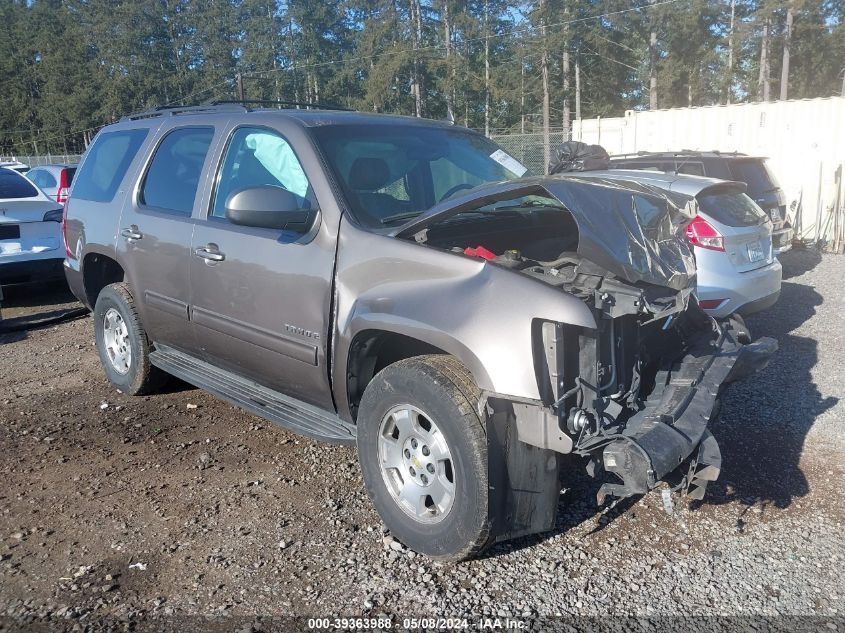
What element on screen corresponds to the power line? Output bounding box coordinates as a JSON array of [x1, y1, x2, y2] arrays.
[[5, 0, 687, 149], [5, 77, 232, 151], [157, 78, 232, 109], [245, 0, 689, 79]]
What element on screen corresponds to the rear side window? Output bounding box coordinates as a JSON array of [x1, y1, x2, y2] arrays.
[[142, 127, 214, 215], [73, 129, 148, 203], [28, 169, 57, 189], [613, 161, 667, 172], [675, 161, 705, 176], [730, 160, 779, 197], [698, 190, 767, 227], [0, 168, 39, 198]]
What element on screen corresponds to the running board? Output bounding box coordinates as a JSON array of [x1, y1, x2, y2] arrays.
[[149, 345, 356, 445]]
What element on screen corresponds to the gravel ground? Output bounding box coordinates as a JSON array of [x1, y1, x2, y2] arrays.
[[0, 249, 843, 630]]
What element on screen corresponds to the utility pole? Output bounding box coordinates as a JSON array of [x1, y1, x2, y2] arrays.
[[562, 48, 570, 137], [758, 16, 771, 102], [539, 0, 550, 171], [780, 6, 793, 101], [649, 0, 658, 110], [483, 0, 490, 137], [236, 72, 245, 102], [575, 57, 581, 136], [562, 5, 571, 136], [727, 0, 735, 104], [443, 0, 455, 123]]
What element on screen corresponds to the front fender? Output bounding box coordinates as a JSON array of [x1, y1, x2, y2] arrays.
[[332, 220, 597, 420]]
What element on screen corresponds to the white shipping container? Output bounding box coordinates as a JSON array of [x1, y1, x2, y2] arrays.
[[572, 97, 845, 242]]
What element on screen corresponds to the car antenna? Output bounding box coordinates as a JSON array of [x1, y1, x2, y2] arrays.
[[674, 153, 693, 175]]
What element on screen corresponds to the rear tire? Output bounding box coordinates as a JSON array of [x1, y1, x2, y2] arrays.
[[93, 282, 165, 396], [357, 355, 492, 561]]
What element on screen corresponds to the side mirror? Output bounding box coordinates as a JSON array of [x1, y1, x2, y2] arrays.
[[224, 186, 313, 230]]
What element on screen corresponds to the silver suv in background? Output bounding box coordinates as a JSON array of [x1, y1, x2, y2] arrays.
[[63, 105, 775, 560], [585, 170, 782, 318]]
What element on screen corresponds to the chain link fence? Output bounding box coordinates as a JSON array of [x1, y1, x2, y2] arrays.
[[1, 154, 83, 168], [490, 130, 569, 175]]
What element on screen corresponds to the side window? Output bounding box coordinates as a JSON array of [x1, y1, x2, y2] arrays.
[[29, 170, 57, 189], [617, 161, 663, 172], [71, 129, 148, 203], [212, 127, 311, 218], [141, 127, 214, 215]]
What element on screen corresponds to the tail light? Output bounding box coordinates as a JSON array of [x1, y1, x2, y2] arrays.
[[685, 215, 724, 251], [698, 299, 726, 310], [62, 202, 72, 257], [56, 168, 70, 203]]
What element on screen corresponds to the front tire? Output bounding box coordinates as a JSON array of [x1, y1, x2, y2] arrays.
[[93, 282, 165, 396], [357, 355, 492, 561]]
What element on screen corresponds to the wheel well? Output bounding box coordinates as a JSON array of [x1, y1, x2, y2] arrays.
[[346, 330, 446, 421], [83, 254, 125, 307]]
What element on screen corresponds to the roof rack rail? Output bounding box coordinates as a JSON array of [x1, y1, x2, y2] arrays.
[[212, 99, 354, 112], [120, 103, 248, 122], [611, 149, 748, 159]]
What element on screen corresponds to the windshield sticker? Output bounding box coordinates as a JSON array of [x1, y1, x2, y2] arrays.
[[490, 149, 528, 177]]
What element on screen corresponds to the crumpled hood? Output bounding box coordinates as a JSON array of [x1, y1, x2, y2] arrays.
[[392, 175, 697, 291]]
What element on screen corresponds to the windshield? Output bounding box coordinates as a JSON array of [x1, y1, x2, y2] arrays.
[[310, 124, 529, 228], [698, 190, 768, 227]]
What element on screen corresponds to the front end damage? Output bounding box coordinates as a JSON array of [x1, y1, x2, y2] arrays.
[[394, 175, 777, 519], [527, 282, 776, 506]]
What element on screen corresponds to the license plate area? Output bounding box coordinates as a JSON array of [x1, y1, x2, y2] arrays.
[[0, 224, 21, 240], [747, 241, 765, 263]]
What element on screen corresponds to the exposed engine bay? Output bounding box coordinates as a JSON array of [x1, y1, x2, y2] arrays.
[[416, 199, 776, 505]]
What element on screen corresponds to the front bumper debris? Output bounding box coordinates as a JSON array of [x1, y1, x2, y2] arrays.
[[597, 318, 777, 503]]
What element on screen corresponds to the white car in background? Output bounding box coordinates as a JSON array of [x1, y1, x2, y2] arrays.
[[582, 169, 782, 318], [25, 164, 77, 204], [0, 160, 31, 174], [0, 167, 66, 286]]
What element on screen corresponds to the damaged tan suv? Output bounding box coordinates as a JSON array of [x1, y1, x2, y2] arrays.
[[63, 105, 776, 560]]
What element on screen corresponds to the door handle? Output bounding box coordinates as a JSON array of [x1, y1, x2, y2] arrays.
[[120, 226, 143, 241], [193, 246, 225, 262]]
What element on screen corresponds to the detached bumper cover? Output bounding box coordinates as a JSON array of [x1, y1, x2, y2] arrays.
[[600, 319, 777, 501]]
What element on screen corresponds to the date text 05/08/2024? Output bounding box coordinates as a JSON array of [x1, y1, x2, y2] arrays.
[[307, 617, 527, 630]]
